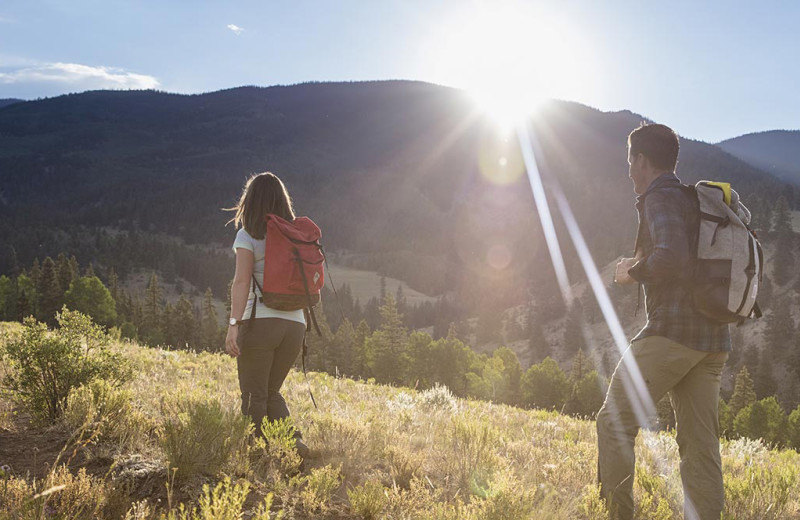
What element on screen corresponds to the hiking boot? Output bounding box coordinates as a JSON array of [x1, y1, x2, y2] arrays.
[[294, 437, 310, 459]]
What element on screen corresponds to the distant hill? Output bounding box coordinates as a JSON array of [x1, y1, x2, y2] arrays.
[[717, 130, 800, 184], [0, 99, 24, 109], [0, 82, 793, 308]]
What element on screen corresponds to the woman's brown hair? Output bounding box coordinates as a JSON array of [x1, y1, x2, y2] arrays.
[[225, 172, 295, 239]]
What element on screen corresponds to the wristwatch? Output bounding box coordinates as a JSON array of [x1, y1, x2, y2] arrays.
[[228, 318, 241, 327]]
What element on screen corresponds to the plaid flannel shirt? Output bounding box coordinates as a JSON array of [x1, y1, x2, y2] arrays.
[[628, 173, 731, 352]]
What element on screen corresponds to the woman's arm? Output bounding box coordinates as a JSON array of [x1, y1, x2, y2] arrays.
[[225, 247, 255, 357]]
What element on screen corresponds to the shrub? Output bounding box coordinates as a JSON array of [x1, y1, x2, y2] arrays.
[[0, 465, 109, 519], [161, 477, 281, 520], [419, 383, 459, 413], [447, 415, 499, 494], [1, 310, 131, 422], [64, 379, 153, 450], [298, 464, 342, 514], [347, 479, 387, 519], [160, 398, 251, 482], [252, 417, 303, 479]]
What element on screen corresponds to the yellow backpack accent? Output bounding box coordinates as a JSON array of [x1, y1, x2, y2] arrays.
[[705, 181, 732, 206]]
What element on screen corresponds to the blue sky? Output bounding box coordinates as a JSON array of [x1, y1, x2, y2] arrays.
[[0, 0, 798, 143]]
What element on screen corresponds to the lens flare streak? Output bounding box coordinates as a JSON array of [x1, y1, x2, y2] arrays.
[[515, 120, 656, 426]]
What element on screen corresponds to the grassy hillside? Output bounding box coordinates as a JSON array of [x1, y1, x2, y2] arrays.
[[1, 323, 798, 519]]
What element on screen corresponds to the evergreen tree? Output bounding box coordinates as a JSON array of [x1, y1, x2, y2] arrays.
[[172, 295, 196, 349], [15, 274, 35, 320], [141, 272, 164, 345], [730, 366, 757, 417], [331, 318, 355, 376], [366, 294, 408, 384], [37, 257, 62, 326], [55, 253, 75, 298], [351, 319, 371, 378], [107, 267, 120, 304], [63, 276, 117, 327], [200, 288, 220, 351], [162, 302, 175, 347], [0, 275, 14, 321], [379, 276, 387, 303]]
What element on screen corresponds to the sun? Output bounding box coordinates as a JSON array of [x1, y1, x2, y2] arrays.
[[432, 2, 593, 130]]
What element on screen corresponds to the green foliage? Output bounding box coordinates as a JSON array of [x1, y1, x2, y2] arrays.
[[161, 477, 280, 520], [36, 257, 62, 326], [297, 464, 342, 514], [1, 309, 130, 422], [730, 365, 757, 417], [733, 396, 788, 447], [64, 275, 118, 327], [63, 378, 152, 450], [789, 406, 800, 451], [252, 417, 303, 479], [448, 415, 499, 494], [521, 357, 570, 411], [347, 479, 387, 519], [0, 465, 109, 519], [366, 294, 408, 384], [160, 398, 252, 482]]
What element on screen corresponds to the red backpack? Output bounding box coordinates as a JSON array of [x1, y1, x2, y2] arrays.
[[251, 214, 325, 321]]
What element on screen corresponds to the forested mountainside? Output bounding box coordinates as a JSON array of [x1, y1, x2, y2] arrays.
[[1, 81, 794, 310], [0, 99, 24, 109], [718, 130, 800, 185]]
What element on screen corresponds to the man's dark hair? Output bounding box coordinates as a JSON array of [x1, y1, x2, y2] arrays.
[[627, 123, 680, 171]]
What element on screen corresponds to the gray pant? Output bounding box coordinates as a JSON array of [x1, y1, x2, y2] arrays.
[[596, 335, 728, 520], [237, 317, 305, 438]]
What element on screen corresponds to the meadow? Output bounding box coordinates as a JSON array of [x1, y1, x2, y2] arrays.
[[0, 319, 798, 519]]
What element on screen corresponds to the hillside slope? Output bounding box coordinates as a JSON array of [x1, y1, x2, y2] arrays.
[[1, 82, 793, 308], [1, 328, 798, 519], [718, 130, 800, 184]]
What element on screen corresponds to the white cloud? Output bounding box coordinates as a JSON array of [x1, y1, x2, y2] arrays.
[[227, 24, 244, 35], [0, 62, 160, 90]]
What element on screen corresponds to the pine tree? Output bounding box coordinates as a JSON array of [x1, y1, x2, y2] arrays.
[[63, 275, 117, 327], [730, 366, 757, 417], [37, 257, 62, 326], [172, 295, 196, 349], [84, 262, 95, 278], [108, 267, 120, 304], [200, 288, 220, 351], [56, 253, 75, 298], [141, 272, 164, 345], [352, 319, 371, 378], [366, 294, 408, 384]]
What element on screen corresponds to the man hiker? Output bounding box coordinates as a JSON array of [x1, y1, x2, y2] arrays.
[[597, 123, 730, 520]]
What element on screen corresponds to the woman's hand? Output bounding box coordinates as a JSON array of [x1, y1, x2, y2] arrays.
[[225, 325, 240, 357]]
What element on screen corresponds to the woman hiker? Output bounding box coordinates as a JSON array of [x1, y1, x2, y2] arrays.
[[225, 171, 310, 458]]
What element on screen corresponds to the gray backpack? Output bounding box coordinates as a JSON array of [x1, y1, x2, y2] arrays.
[[687, 181, 763, 323]]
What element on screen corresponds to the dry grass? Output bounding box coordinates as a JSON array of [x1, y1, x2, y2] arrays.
[[1, 327, 800, 518]]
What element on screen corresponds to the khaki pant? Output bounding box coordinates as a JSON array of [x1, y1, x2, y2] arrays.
[[596, 336, 728, 520]]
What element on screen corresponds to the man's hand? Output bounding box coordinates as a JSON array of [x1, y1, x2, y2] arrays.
[[615, 257, 639, 285], [225, 326, 240, 357]]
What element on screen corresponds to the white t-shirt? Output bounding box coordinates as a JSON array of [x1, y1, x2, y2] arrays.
[[232, 227, 306, 325]]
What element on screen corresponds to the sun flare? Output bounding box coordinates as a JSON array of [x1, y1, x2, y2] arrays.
[[433, 2, 593, 129]]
